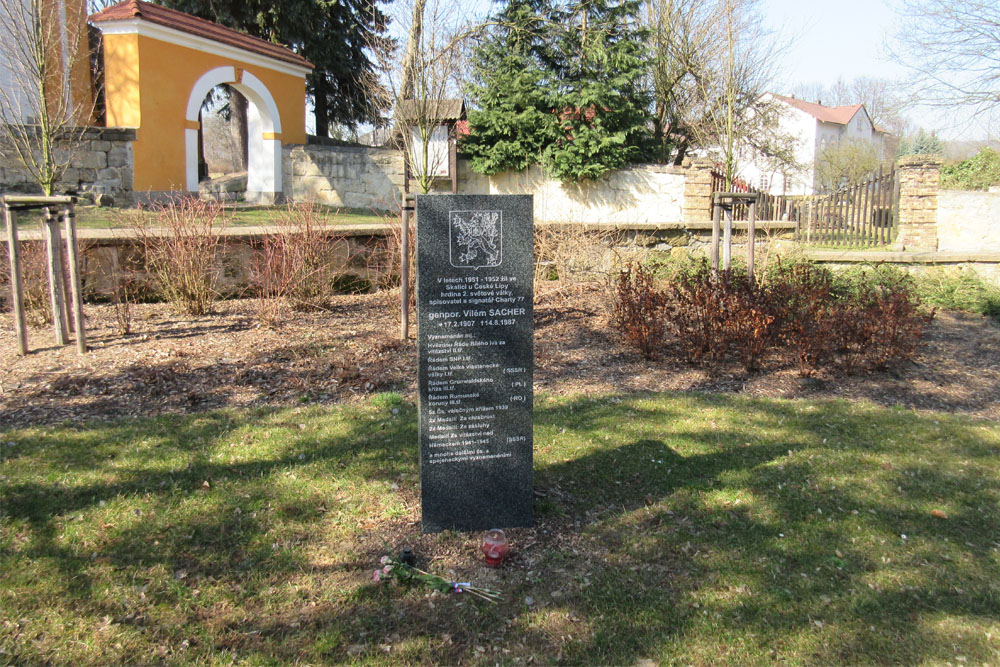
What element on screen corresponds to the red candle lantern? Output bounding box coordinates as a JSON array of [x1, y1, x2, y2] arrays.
[[481, 529, 509, 567]]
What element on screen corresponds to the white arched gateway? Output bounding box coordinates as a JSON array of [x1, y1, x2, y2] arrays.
[[184, 66, 284, 200], [91, 0, 312, 202]]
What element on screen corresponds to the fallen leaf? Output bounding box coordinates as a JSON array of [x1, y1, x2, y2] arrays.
[[931, 509, 948, 519]]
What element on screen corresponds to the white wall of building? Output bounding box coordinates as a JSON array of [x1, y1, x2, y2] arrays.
[[738, 96, 816, 196], [741, 97, 891, 196], [0, 0, 34, 123]]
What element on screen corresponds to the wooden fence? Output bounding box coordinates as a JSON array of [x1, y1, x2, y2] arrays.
[[710, 170, 808, 222], [800, 166, 898, 247], [710, 167, 899, 247]]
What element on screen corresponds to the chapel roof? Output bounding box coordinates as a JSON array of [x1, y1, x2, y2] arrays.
[[90, 0, 313, 70]]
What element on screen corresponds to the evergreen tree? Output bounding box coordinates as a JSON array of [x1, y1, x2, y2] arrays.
[[463, 0, 556, 175], [155, 0, 392, 134], [539, 0, 653, 181], [464, 0, 653, 182], [897, 128, 944, 156]]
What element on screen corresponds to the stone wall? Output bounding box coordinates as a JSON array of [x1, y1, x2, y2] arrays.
[[283, 142, 406, 210], [896, 154, 941, 251], [0, 126, 135, 202], [937, 190, 1000, 253], [283, 142, 687, 223], [460, 162, 686, 223]]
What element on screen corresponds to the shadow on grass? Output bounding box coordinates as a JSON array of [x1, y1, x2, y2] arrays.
[[2, 392, 998, 664], [528, 394, 1000, 664]]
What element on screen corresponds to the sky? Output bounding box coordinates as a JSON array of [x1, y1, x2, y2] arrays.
[[763, 0, 903, 88], [760, 0, 985, 140], [380, 0, 991, 141]]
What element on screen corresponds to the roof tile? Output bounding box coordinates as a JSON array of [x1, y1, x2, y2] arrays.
[[90, 0, 312, 70], [772, 93, 863, 125]]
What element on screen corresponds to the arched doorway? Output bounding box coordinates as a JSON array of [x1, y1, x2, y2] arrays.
[[185, 66, 283, 203]]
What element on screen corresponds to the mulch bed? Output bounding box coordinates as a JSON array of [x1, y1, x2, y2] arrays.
[[2, 283, 998, 429]]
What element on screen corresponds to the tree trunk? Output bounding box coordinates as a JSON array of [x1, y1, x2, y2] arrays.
[[230, 88, 249, 172], [197, 108, 207, 181], [673, 139, 689, 166], [313, 71, 329, 138], [399, 0, 427, 103]]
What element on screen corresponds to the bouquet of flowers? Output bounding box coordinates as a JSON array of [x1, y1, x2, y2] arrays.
[[373, 555, 502, 603]]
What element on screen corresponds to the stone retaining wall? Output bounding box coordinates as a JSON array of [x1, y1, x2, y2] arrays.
[[282, 142, 689, 223], [4, 224, 997, 316], [2, 222, 796, 306], [0, 126, 135, 202], [937, 190, 1000, 253]]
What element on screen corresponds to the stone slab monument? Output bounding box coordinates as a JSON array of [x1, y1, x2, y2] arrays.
[[417, 194, 534, 533]]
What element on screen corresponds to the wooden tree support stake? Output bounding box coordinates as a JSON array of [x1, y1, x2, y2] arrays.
[[62, 204, 87, 354], [401, 193, 414, 340], [723, 206, 733, 271], [44, 207, 70, 345], [747, 200, 756, 282], [711, 197, 721, 274], [4, 205, 28, 355]]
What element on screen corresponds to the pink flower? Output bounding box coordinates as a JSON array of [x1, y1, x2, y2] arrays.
[[373, 570, 381, 583], [380, 556, 389, 565], [383, 565, 392, 574]]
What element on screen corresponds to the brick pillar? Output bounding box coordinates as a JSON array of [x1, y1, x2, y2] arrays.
[[683, 157, 714, 223], [896, 154, 941, 251]]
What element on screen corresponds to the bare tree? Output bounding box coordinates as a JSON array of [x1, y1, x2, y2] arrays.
[[793, 76, 912, 136], [87, 0, 117, 12], [0, 0, 95, 195], [645, 0, 798, 182], [888, 0, 1000, 121], [814, 138, 880, 192], [378, 0, 480, 194], [645, 0, 719, 163]]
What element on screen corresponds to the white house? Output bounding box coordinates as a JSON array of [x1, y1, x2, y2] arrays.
[[740, 93, 894, 195]]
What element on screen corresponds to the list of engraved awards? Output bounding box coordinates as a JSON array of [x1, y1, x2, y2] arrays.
[[417, 195, 534, 533]]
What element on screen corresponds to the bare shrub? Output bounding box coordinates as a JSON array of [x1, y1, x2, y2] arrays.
[[250, 202, 361, 326], [279, 203, 356, 312], [109, 260, 138, 335], [612, 263, 668, 359], [535, 224, 640, 316], [123, 198, 229, 316], [18, 240, 52, 326], [251, 231, 299, 327]]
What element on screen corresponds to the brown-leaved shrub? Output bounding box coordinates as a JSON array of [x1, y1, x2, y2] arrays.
[[610, 256, 934, 375], [612, 263, 667, 359]]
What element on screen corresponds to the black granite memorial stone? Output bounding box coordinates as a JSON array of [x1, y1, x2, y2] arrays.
[[417, 194, 534, 533]]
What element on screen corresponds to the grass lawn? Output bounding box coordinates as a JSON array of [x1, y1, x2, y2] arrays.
[[2, 392, 998, 664], [5, 204, 389, 231]]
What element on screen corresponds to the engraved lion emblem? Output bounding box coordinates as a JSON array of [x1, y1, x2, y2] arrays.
[[450, 210, 502, 268]]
